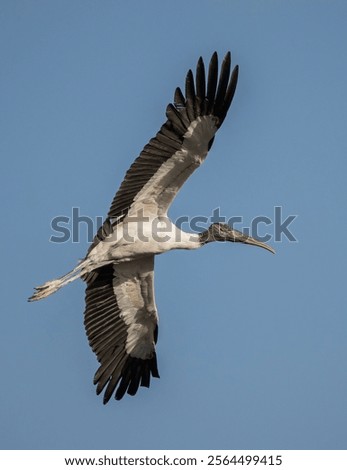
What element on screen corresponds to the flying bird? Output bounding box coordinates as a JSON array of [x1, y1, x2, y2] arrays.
[[29, 52, 274, 403]]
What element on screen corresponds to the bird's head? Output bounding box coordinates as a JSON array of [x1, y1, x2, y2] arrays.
[[200, 223, 275, 254]]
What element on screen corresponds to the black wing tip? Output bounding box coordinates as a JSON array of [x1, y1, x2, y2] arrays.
[[204, 52, 237, 118], [231, 64, 240, 90], [211, 51, 239, 123], [214, 51, 231, 61], [186, 68, 193, 78], [97, 354, 160, 404]]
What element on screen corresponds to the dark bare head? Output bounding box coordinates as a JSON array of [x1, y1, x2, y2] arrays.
[[199, 223, 275, 254]]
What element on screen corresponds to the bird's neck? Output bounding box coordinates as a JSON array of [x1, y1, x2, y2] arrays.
[[172, 230, 201, 250], [199, 229, 214, 245]]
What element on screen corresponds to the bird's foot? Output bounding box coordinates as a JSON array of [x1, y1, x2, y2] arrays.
[[28, 279, 61, 302]]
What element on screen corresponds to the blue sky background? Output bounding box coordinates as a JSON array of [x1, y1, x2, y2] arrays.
[[1, 0, 347, 450]]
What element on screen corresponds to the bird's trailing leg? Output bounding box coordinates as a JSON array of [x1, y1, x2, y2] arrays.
[[28, 260, 87, 302]]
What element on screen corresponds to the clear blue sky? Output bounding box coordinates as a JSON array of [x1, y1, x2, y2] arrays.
[[1, 0, 346, 450]]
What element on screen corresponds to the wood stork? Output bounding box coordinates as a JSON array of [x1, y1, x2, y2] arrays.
[[29, 52, 274, 403]]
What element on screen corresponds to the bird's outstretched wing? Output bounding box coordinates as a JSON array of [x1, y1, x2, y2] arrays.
[[84, 256, 159, 403], [89, 51, 238, 253]]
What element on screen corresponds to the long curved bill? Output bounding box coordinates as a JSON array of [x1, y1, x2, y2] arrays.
[[242, 236, 275, 254]]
